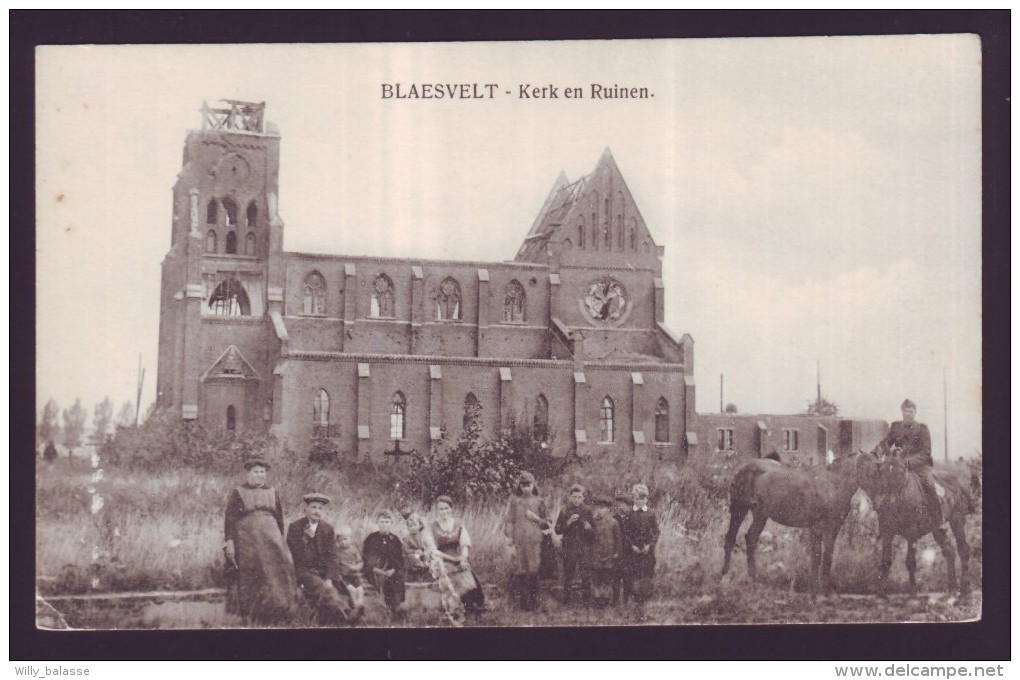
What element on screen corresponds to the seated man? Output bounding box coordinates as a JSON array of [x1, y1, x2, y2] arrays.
[[286, 492, 361, 625]]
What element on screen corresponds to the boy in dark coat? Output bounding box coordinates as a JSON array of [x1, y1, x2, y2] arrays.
[[611, 494, 632, 606], [286, 493, 360, 624], [554, 483, 594, 604], [589, 497, 623, 607], [620, 483, 659, 606], [362, 510, 406, 613]]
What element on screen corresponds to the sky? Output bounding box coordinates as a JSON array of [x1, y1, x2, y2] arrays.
[[35, 37, 982, 457]]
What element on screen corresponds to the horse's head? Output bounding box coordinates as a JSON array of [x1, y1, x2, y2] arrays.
[[827, 449, 860, 476], [857, 445, 907, 497]]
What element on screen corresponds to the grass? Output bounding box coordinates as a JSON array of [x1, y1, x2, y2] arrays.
[[35, 449, 983, 627]]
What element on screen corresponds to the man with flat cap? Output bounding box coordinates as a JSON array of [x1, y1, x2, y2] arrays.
[[881, 399, 941, 524], [286, 492, 361, 624]]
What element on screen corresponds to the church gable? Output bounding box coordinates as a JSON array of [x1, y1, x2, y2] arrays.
[[516, 149, 659, 269], [201, 345, 263, 381]]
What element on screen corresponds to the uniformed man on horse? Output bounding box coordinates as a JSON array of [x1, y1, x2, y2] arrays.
[[880, 398, 941, 524]]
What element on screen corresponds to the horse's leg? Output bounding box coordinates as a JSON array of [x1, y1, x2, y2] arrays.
[[877, 531, 894, 598], [931, 526, 957, 594], [950, 514, 971, 595], [821, 526, 839, 595], [808, 528, 822, 594], [904, 541, 918, 595], [744, 512, 767, 582], [721, 504, 748, 579]]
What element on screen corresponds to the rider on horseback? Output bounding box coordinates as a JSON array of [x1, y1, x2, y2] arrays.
[[881, 399, 941, 524]]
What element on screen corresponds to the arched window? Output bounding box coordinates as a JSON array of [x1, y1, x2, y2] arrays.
[[577, 216, 585, 248], [225, 231, 238, 254], [226, 405, 236, 431], [599, 396, 615, 443], [463, 393, 481, 432], [205, 230, 217, 253], [629, 218, 637, 250], [208, 279, 250, 316], [390, 392, 406, 439], [655, 397, 670, 443], [371, 274, 395, 318], [222, 197, 238, 227], [245, 232, 255, 256], [503, 280, 525, 323], [437, 277, 461, 320], [303, 271, 326, 316], [534, 394, 549, 443], [206, 200, 218, 225], [313, 389, 330, 427], [592, 212, 598, 250], [246, 202, 258, 229], [603, 198, 611, 248], [616, 192, 625, 248]]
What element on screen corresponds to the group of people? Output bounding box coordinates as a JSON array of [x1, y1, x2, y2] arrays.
[[506, 473, 660, 611], [222, 458, 660, 627], [223, 457, 486, 626]]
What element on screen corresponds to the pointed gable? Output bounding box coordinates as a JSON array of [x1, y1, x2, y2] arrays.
[[515, 149, 659, 269], [201, 345, 263, 381]]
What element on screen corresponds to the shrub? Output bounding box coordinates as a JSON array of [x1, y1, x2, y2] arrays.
[[101, 408, 275, 473]]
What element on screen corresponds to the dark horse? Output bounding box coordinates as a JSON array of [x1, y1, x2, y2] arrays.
[[721, 452, 860, 593], [857, 449, 973, 595]]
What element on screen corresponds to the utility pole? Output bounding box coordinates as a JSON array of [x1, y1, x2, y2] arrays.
[[943, 365, 949, 462], [720, 374, 724, 413], [134, 354, 145, 427], [816, 360, 822, 413]]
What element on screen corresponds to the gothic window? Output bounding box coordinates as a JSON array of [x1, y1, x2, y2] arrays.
[[503, 280, 525, 323], [616, 192, 625, 248], [205, 230, 217, 253], [437, 277, 461, 320], [246, 202, 258, 229], [223, 197, 238, 227], [206, 200, 218, 225], [629, 218, 637, 250], [313, 389, 330, 427], [655, 397, 670, 443], [463, 393, 481, 432], [303, 271, 327, 316], [390, 392, 406, 439], [226, 405, 236, 431], [603, 198, 611, 247], [534, 394, 549, 443], [371, 274, 395, 318], [225, 231, 238, 255], [592, 212, 598, 250], [245, 232, 255, 256], [208, 279, 250, 316], [599, 396, 615, 443], [577, 216, 585, 248]]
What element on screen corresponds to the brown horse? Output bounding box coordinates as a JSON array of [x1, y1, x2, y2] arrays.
[[857, 449, 973, 595], [721, 451, 860, 593]]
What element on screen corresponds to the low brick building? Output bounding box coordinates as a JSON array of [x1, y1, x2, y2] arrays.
[[156, 101, 883, 463]]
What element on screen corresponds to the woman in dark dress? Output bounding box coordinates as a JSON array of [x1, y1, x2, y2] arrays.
[[223, 458, 298, 624], [431, 495, 485, 612]]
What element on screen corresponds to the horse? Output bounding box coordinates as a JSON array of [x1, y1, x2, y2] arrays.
[[856, 448, 973, 596], [721, 451, 860, 593]]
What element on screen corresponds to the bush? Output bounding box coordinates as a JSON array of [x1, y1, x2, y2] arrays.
[[400, 419, 561, 505], [101, 408, 275, 473]]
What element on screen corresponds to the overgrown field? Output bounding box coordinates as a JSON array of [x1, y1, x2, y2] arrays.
[[36, 449, 982, 627]]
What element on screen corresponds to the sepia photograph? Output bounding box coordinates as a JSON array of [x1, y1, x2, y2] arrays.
[[32, 34, 986, 638]]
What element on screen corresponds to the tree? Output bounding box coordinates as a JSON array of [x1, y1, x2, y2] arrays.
[[62, 398, 88, 457], [724, 403, 739, 414], [92, 397, 114, 445], [37, 399, 60, 447], [116, 401, 135, 428], [806, 396, 840, 417]]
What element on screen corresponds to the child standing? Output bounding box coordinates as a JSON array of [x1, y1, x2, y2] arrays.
[[611, 494, 632, 606], [335, 525, 366, 609], [620, 483, 659, 609], [362, 510, 406, 613], [589, 497, 623, 607], [554, 483, 594, 604]]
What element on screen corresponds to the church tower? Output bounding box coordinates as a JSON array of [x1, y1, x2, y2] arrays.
[[156, 101, 285, 432]]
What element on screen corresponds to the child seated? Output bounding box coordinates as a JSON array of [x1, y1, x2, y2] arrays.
[[362, 510, 406, 612], [335, 525, 366, 608]]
